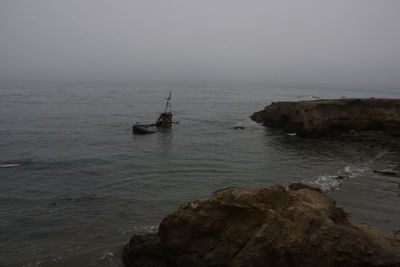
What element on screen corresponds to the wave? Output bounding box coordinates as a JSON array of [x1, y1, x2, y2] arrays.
[[0, 163, 21, 168], [119, 225, 158, 236], [131, 225, 158, 234], [341, 165, 369, 178], [311, 175, 343, 191], [0, 158, 111, 171], [311, 165, 370, 191], [0, 159, 34, 169]]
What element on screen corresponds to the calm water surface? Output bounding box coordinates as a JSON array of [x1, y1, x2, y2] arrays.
[[0, 81, 399, 266]]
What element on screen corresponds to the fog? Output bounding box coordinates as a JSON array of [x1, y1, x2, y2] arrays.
[[1, 0, 399, 89]]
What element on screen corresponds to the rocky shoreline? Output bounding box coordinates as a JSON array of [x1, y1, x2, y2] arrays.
[[123, 99, 400, 266], [251, 98, 400, 144], [123, 184, 400, 267]]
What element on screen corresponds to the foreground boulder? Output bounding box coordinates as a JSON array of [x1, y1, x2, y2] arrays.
[[251, 98, 400, 138], [123, 184, 400, 267]]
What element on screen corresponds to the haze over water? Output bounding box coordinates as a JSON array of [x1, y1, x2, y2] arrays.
[[1, 1, 400, 89]]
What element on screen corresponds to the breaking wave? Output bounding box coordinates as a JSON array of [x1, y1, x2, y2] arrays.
[[340, 165, 369, 178], [311, 165, 370, 191], [312, 175, 343, 191], [0, 163, 21, 168], [118, 225, 158, 236]]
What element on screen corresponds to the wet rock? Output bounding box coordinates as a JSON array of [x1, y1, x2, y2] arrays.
[[123, 234, 173, 267], [373, 170, 399, 176], [232, 126, 245, 130], [288, 182, 322, 193], [123, 184, 400, 267], [251, 98, 400, 139]]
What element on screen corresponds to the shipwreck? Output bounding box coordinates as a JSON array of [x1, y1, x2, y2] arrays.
[[132, 92, 173, 135]]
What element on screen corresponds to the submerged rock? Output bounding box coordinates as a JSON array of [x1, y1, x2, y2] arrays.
[[251, 98, 400, 138], [373, 170, 399, 176], [123, 184, 400, 267]]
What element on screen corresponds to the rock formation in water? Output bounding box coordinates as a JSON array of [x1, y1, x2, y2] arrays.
[[123, 184, 400, 267], [251, 98, 400, 138]]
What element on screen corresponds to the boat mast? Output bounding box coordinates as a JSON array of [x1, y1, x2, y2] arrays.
[[164, 91, 172, 113], [156, 91, 173, 128]]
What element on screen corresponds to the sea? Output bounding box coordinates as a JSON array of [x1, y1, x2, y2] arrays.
[[0, 80, 399, 266]]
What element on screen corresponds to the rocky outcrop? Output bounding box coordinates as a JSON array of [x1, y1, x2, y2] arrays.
[[251, 98, 400, 138], [123, 184, 400, 267]]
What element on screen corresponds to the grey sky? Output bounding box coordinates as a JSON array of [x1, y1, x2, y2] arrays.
[[1, 0, 399, 88]]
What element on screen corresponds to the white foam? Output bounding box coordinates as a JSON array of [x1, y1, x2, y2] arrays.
[[341, 165, 369, 178], [119, 225, 158, 235], [312, 165, 370, 191], [0, 164, 21, 168], [311, 175, 343, 191], [133, 225, 158, 233]]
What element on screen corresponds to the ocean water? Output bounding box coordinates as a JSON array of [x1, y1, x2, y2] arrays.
[[0, 81, 399, 266]]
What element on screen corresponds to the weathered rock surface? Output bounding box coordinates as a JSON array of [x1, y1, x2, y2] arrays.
[[123, 184, 400, 267], [251, 98, 400, 138]]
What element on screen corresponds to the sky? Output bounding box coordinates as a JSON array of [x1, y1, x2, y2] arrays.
[[1, 0, 399, 89]]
